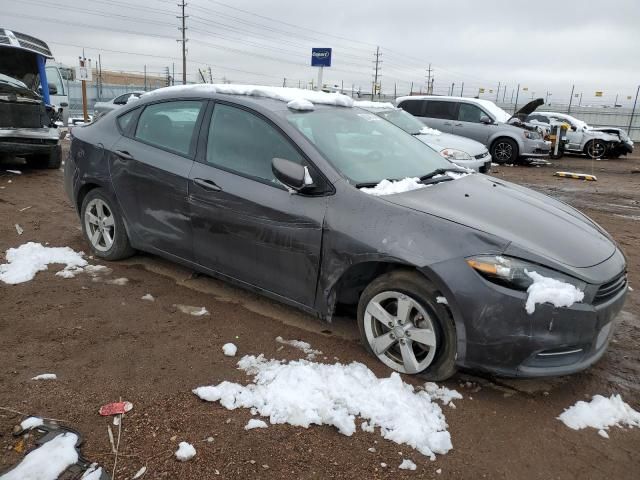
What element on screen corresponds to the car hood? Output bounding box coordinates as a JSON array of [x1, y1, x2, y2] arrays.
[[510, 98, 544, 122], [380, 174, 615, 268], [416, 132, 487, 156]]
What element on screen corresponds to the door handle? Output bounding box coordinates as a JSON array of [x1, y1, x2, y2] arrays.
[[193, 178, 222, 192], [443, 122, 452, 125], [115, 150, 134, 161]]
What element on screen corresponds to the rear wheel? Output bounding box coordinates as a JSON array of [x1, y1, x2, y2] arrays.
[[357, 270, 457, 380], [81, 189, 134, 260], [491, 138, 518, 164], [584, 140, 607, 159]]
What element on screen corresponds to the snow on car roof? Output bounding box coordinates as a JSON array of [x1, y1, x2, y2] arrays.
[[536, 111, 589, 129], [143, 84, 354, 110], [395, 95, 511, 123], [353, 100, 396, 109]]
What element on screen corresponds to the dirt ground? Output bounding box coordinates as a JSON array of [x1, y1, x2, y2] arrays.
[[1, 143, 639, 479]]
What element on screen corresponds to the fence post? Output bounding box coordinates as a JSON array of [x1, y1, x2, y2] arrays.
[[567, 84, 575, 114], [629, 85, 639, 136]]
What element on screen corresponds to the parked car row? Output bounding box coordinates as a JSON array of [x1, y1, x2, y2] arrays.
[[65, 85, 628, 380]]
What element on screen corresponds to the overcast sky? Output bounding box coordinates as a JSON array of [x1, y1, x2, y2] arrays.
[[4, 0, 639, 105]]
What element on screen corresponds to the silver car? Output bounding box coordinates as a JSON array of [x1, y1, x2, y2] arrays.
[[395, 95, 551, 164], [527, 112, 634, 159], [355, 101, 491, 172], [94, 91, 144, 119]]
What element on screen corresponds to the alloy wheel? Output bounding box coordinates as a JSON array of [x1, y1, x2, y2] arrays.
[[84, 198, 115, 252], [363, 291, 437, 374], [587, 141, 606, 159], [494, 142, 513, 162]]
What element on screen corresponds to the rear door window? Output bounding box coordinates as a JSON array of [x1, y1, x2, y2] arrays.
[[457, 103, 486, 123], [134, 101, 204, 156], [398, 100, 425, 116], [424, 101, 458, 120]]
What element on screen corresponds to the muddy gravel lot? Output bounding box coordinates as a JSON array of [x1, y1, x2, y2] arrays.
[[1, 144, 639, 479]]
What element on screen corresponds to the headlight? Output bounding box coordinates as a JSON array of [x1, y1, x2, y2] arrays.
[[523, 130, 541, 140], [440, 148, 472, 161], [466, 255, 586, 291]]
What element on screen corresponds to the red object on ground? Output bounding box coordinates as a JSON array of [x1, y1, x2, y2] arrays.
[[99, 401, 133, 416]]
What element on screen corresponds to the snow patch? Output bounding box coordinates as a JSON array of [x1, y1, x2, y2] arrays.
[[287, 98, 314, 111], [80, 466, 103, 479], [0, 242, 87, 285], [360, 177, 426, 196], [223, 343, 238, 357], [20, 417, 44, 430], [31, 373, 57, 381], [141, 293, 155, 302], [193, 355, 453, 459], [353, 100, 396, 109], [106, 277, 129, 286], [245, 419, 268, 430], [524, 270, 584, 314], [423, 383, 463, 405], [175, 304, 209, 316], [399, 459, 417, 470], [175, 442, 196, 461], [275, 336, 322, 359], [1, 432, 79, 480], [435, 296, 448, 305], [558, 394, 640, 432], [420, 127, 442, 136], [144, 84, 353, 108]]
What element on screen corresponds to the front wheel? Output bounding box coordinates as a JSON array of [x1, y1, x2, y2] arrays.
[[584, 140, 607, 159], [491, 138, 518, 164], [357, 270, 457, 380], [80, 189, 134, 260]]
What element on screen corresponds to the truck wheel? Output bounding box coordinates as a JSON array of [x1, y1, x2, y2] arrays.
[[584, 140, 607, 159], [491, 138, 518, 164], [357, 270, 457, 381]]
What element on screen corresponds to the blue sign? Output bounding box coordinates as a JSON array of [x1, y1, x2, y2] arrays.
[[311, 48, 332, 67]]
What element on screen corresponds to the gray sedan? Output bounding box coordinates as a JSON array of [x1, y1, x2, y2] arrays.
[[64, 85, 627, 379], [93, 91, 145, 119]]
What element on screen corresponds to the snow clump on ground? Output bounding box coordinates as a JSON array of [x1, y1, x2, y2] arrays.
[[275, 336, 322, 359], [175, 441, 196, 461], [193, 355, 454, 459], [1, 432, 79, 479], [558, 394, 640, 435], [0, 242, 87, 284], [222, 343, 238, 357]]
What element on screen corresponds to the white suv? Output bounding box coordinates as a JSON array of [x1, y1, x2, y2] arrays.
[[395, 96, 551, 164]]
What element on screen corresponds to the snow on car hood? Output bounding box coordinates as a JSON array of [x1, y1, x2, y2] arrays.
[[380, 174, 615, 268], [416, 131, 488, 157]]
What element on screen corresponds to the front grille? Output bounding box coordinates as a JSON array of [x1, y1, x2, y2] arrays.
[[13, 31, 53, 57], [0, 137, 57, 145], [595, 272, 627, 303]]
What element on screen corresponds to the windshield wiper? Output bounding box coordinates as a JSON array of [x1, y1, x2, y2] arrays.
[[419, 167, 468, 181], [355, 181, 382, 189]]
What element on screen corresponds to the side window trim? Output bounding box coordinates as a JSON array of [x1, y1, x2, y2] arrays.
[[116, 107, 142, 137], [131, 99, 207, 159], [196, 100, 334, 196]]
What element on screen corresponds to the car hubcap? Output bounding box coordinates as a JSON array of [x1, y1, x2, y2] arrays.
[[364, 291, 437, 374], [588, 142, 605, 158], [495, 142, 512, 162], [84, 198, 115, 252]]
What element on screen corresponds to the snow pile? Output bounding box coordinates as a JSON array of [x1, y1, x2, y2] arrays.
[[20, 417, 44, 430], [141, 293, 155, 301], [144, 84, 354, 108], [0, 242, 87, 284], [1, 432, 79, 480], [399, 459, 417, 470], [524, 270, 584, 314], [31, 373, 57, 380], [175, 442, 196, 461], [174, 304, 209, 316], [245, 419, 268, 430], [558, 394, 640, 433], [275, 336, 322, 359], [287, 98, 314, 111], [360, 178, 426, 196], [193, 355, 453, 459], [126, 94, 139, 104], [420, 127, 442, 136], [423, 383, 463, 405], [222, 343, 238, 357], [353, 100, 396, 109]]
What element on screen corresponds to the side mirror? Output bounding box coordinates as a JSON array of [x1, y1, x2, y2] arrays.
[[48, 83, 58, 95], [479, 115, 492, 124], [272, 158, 312, 192]]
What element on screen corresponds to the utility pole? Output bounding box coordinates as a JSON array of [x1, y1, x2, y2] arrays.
[[410, 81, 413, 95], [144, 65, 147, 91], [567, 84, 575, 114], [426, 64, 432, 94], [614, 93, 619, 107], [177, 1, 188, 85], [460, 82, 464, 96], [372, 46, 381, 100], [629, 85, 639, 133], [450, 82, 455, 96], [97, 54, 102, 100], [496, 82, 500, 102], [514, 83, 520, 112]]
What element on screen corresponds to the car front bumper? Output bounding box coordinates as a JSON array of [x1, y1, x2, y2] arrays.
[[426, 251, 628, 377], [453, 152, 492, 172], [520, 138, 551, 157], [0, 127, 60, 155]]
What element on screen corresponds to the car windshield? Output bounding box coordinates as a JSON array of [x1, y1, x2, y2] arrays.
[[374, 108, 425, 135], [287, 107, 452, 185]]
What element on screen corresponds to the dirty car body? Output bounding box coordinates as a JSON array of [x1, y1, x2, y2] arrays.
[[0, 28, 61, 167], [65, 86, 627, 378]]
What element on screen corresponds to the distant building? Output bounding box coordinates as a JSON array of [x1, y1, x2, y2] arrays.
[[92, 69, 167, 89]]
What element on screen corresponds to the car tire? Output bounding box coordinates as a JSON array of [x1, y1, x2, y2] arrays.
[[490, 138, 518, 164], [28, 144, 62, 169], [80, 189, 135, 261], [357, 269, 457, 381], [584, 140, 607, 159]]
